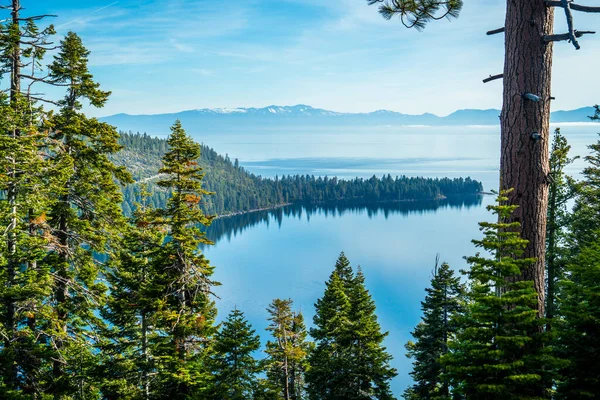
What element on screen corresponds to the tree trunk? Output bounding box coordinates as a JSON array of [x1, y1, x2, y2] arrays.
[[501, 0, 555, 318], [4, 0, 21, 389]]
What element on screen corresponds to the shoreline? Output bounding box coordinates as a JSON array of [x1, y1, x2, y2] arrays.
[[214, 193, 484, 220]]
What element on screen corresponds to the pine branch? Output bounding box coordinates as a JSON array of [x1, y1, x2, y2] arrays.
[[366, 0, 463, 31]]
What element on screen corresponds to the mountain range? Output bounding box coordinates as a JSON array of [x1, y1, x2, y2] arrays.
[[100, 105, 598, 135]]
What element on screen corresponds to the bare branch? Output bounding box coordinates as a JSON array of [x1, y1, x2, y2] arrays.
[[18, 14, 57, 21], [486, 27, 505, 35], [545, 1, 600, 13], [483, 73, 504, 83], [544, 30, 596, 43]]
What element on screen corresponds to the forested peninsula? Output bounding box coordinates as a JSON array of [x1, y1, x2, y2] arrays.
[[115, 132, 484, 216]]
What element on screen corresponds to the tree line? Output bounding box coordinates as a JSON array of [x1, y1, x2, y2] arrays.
[[114, 132, 483, 217], [402, 127, 600, 399]]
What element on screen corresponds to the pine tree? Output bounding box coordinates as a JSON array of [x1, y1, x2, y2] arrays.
[[0, 3, 69, 396], [264, 299, 311, 400], [306, 253, 396, 400], [207, 309, 261, 400], [41, 31, 131, 397], [554, 234, 600, 398], [99, 187, 165, 399], [570, 113, 600, 250], [546, 128, 577, 329], [444, 190, 554, 399], [404, 260, 464, 400], [150, 120, 218, 398]]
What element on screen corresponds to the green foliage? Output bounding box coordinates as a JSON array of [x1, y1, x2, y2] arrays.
[[148, 121, 218, 398], [570, 116, 600, 250], [366, 0, 463, 30], [207, 309, 261, 400], [306, 253, 397, 400], [264, 299, 312, 400], [39, 31, 131, 398], [554, 234, 600, 398], [404, 261, 464, 400], [444, 191, 554, 399], [99, 187, 165, 399], [546, 128, 578, 325]]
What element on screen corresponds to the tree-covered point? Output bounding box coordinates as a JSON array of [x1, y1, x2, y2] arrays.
[[114, 132, 484, 216]]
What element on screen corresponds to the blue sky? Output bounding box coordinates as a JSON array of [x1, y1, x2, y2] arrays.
[[25, 0, 600, 117]]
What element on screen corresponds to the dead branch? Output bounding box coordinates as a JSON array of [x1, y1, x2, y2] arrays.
[[483, 73, 504, 83], [545, 1, 600, 13], [487, 27, 505, 35]]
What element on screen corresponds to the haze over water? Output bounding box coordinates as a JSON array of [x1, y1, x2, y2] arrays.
[[200, 123, 599, 395]]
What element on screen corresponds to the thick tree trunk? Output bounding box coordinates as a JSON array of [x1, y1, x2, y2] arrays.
[[501, 0, 554, 317]]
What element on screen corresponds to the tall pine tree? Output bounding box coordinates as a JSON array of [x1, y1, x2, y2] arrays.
[[444, 191, 554, 399], [404, 260, 464, 400], [207, 309, 261, 400], [306, 253, 396, 400], [546, 128, 577, 329], [150, 120, 218, 398], [264, 299, 311, 400], [42, 31, 131, 397], [99, 187, 165, 399]]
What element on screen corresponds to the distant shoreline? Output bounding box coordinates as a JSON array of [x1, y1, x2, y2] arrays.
[[214, 194, 484, 220]]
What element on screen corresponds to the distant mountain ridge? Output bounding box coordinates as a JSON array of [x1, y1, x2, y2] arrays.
[[100, 104, 597, 135]]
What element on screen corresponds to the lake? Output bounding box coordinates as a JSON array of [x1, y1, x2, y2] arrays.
[[198, 123, 598, 395]]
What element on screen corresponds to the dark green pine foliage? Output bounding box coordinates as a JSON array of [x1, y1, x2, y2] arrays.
[[150, 120, 218, 398], [306, 253, 396, 400], [444, 190, 553, 399], [366, 0, 462, 30], [264, 298, 312, 400], [546, 128, 577, 328], [570, 110, 600, 250], [43, 31, 131, 397], [99, 188, 165, 399], [404, 260, 464, 400], [207, 309, 261, 400], [554, 235, 600, 398]]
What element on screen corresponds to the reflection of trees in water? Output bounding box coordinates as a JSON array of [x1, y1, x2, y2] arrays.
[[204, 196, 483, 245]]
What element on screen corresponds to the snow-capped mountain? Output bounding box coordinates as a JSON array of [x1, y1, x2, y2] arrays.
[[100, 105, 597, 136]]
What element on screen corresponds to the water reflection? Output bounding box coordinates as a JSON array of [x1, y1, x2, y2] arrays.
[[205, 196, 483, 245]]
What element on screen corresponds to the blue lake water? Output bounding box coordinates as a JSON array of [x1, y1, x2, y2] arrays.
[[196, 123, 599, 395]]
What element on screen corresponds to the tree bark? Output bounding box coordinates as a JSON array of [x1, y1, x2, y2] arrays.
[[501, 0, 554, 318]]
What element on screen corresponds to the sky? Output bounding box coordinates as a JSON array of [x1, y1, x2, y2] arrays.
[[22, 0, 600, 117]]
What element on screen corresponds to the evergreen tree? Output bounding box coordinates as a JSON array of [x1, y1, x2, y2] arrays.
[[570, 111, 600, 250], [42, 31, 131, 397], [306, 253, 396, 400], [0, 3, 68, 396], [207, 309, 261, 400], [99, 187, 165, 399], [554, 233, 600, 398], [150, 120, 218, 398], [264, 299, 311, 400], [444, 190, 554, 399], [546, 128, 577, 329], [404, 260, 464, 400]]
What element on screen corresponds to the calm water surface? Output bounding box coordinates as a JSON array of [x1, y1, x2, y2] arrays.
[[197, 123, 599, 395]]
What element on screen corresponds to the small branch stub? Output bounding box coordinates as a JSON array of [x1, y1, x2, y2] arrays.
[[522, 92, 542, 102], [486, 27, 505, 35], [483, 73, 503, 83], [531, 132, 542, 142]]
